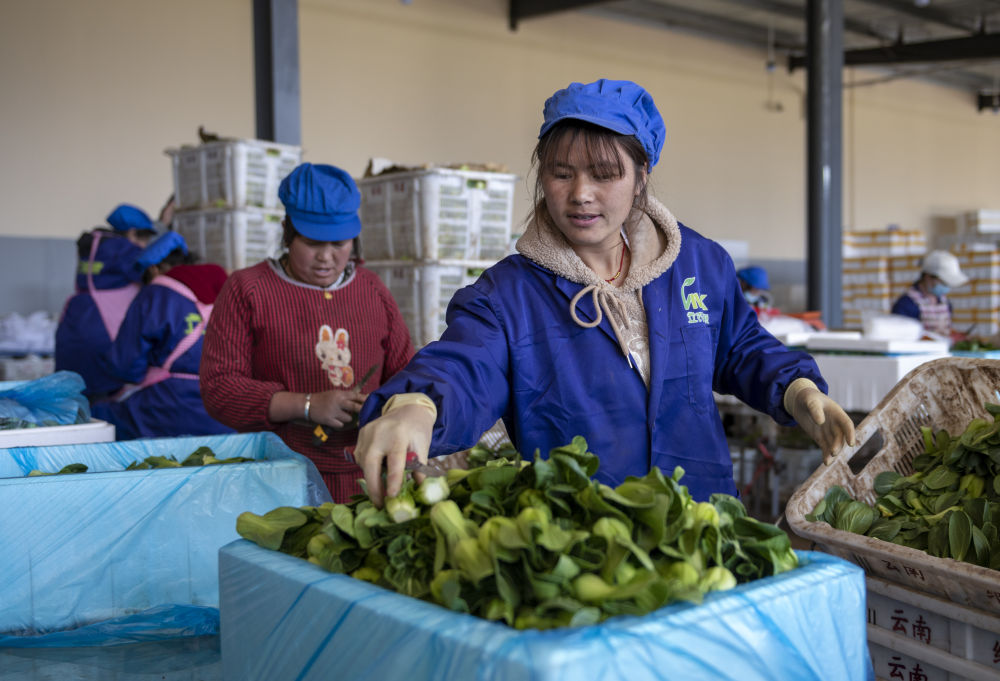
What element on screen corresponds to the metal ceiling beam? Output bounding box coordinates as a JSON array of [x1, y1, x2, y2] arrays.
[[509, 0, 610, 30], [849, 0, 986, 34], [980, 91, 1000, 112], [587, 0, 803, 50], [709, 0, 892, 43], [789, 32, 1000, 69]]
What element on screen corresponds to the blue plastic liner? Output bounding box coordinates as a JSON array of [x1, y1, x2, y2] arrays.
[[219, 541, 875, 681], [0, 432, 331, 639], [0, 371, 89, 428], [0, 604, 219, 648]]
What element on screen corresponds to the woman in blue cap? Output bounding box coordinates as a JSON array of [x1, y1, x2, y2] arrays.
[[55, 203, 159, 400], [355, 78, 856, 507], [199, 163, 415, 501], [92, 231, 234, 439]]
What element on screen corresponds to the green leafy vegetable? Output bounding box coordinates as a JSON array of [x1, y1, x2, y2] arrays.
[[237, 438, 799, 630]]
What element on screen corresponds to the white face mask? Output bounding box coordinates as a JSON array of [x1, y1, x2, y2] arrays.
[[744, 291, 761, 305]]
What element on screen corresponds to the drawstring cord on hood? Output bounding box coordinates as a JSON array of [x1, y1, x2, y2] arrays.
[[569, 285, 634, 367]]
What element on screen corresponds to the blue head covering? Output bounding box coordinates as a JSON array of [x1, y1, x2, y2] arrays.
[[737, 266, 770, 291], [278, 163, 362, 242], [134, 231, 188, 272], [106, 204, 155, 233], [538, 79, 666, 171]]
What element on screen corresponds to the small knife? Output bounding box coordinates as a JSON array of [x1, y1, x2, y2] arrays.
[[309, 363, 382, 446], [404, 450, 447, 478], [341, 447, 447, 477]]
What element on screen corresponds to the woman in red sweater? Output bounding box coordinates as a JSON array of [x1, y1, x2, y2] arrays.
[[200, 163, 414, 501]]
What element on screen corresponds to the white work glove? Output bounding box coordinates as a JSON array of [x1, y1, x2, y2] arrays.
[[354, 393, 436, 508], [784, 378, 856, 464]]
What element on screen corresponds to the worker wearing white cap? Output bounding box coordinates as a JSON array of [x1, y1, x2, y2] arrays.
[[891, 250, 969, 337]]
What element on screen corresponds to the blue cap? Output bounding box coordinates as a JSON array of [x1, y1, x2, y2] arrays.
[[737, 266, 770, 291], [134, 230, 188, 272], [278, 163, 362, 242], [539, 79, 666, 171], [107, 203, 155, 233]]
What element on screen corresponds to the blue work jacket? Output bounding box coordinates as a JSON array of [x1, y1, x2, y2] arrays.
[[55, 234, 141, 398], [362, 225, 825, 500]]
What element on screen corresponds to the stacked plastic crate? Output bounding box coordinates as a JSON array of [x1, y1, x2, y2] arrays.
[[165, 139, 302, 272], [842, 229, 927, 328], [358, 168, 518, 348]]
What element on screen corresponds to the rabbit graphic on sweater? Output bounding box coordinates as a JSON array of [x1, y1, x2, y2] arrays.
[[316, 325, 354, 388]]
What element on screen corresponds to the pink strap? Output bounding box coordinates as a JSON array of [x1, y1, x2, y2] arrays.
[[86, 232, 141, 341], [112, 276, 212, 401]]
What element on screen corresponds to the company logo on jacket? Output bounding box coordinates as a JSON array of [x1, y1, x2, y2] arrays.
[[681, 276, 709, 324]]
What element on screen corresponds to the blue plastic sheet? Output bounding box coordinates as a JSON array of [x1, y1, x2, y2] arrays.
[[0, 634, 221, 681], [0, 370, 90, 428], [0, 604, 218, 648], [219, 541, 875, 681], [0, 432, 332, 641]]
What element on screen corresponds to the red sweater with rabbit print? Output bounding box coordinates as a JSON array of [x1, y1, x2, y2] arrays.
[[200, 260, 414, 474]]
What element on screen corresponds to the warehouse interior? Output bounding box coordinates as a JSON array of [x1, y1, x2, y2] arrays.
[[2, 0, 999, 317], [2, 1, 1000, 679]]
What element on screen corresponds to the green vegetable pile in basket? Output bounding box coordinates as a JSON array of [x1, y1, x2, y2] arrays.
[[236, 436, 799, 630], [807, 403, 1000, 571]]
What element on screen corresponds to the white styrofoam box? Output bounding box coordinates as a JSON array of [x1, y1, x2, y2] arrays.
[[811, 352, 949, 412], [0, 418, 114, 449], [0, 355, 53, 381], [165, 139, 302, 211], [173, 208, 284, 272], [844, 230, 926, 258], [357, 168, 518, 262], [960, 209, 1000, 234], [219, 543, 872, 681], [367, 261, 484, 348], [0, 432, 324, 636], [843, 256, 889, 286], [867, 577, 1000, 681]]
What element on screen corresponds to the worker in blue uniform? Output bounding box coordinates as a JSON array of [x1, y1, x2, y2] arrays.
[[355, 79, 855, 506], [55, 203, 158, 400], [92, 231, 234, 440]]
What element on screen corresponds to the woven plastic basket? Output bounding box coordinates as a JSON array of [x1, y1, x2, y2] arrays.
[[786, 357, 1000, 615]]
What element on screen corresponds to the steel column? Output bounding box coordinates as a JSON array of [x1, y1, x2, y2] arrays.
[[254, 0, 301, 145], [806, 0, 843, 327]]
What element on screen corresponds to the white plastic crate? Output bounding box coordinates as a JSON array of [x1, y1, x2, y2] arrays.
[[366, 261, 484, 348], [166, 139, 302, 211], [357, 168, 517, 262], [173, 208, 284, 272], [867, 577, 1000, 681]]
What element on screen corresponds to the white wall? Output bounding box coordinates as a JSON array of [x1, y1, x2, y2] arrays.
[[2, 0, 998, 263]]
